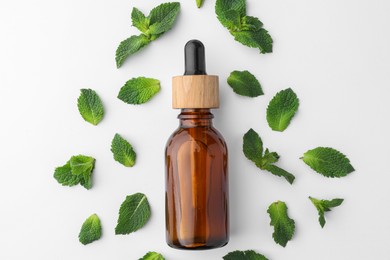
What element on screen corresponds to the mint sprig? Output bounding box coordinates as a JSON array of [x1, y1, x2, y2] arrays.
[[115, 193, 151, 235], [77, 89, 104, 126], [267, 201, 295, 247], [309, 197, 344, 228], [223, 250, 269, 260], [215, 0, 273, 53], [243, 128, 295, 184], [79, 214, 102, 245], [227, 70, 263, 97], [116, 2, 180, 68], [118, 77, 161, 105], [53, 155, 95, 190], [301, 147, 354, 178]]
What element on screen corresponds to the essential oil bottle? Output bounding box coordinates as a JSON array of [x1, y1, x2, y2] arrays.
[[165, 40, 229, 250]]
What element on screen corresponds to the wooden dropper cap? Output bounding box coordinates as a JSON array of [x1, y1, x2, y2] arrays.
[[172, 40, 219, 109]]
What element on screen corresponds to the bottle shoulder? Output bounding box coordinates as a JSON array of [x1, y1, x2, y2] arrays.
[[166, 126, 227, 152]]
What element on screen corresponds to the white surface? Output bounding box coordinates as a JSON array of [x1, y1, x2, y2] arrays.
[[1, 0, 390, 259]]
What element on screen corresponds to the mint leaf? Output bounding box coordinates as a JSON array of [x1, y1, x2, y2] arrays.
[[251, 28, 273, 54], [111, 133, 136, 167], [115, 193, 151, 235], [266, 88, 299, 131], [267, 201, 295, 247], [223, 250, 268, 260], [131, 8, 149, 33], [196, 0, 204, 8], [243, 129, 295, 184], [263, 164, 295, 185], [77, 89, 104, 126], [139, 252, 165, 260], [79, 214, 102, 245], [116, 35, 150, 68], [53, 162, 81, 187], [70, 155, 95, 190], [216, 0, 246, 20], [118, 77, 160, 105], [232, 30, 261, 48], [78, 173, 91, 190], [243, 128, 263, 164], [148, 2, 180, 25], [309, 197, 344, 228], [301, 147, 354, 178], [227, 70, 263, 97], [232, 29, 273, 53], [148, 2, 180, 35], [254, 28, 273, 54], [218, 10, 241, 30], [70, 155, 95, 176]]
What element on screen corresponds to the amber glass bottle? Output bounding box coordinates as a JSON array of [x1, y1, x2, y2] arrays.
[[165, 40, 229, 250]]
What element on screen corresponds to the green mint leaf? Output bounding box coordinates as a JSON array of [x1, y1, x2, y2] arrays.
[[115, 193, 151, 235], [227, 70, 263, 97], [131, 8, 149, 33], [139, 252, 165, 260], [309, 197, 344, 228], [223, 250, 269, 260], [324, 198, 344, 208], [232, 29, 273, 54], [243, 128, 263, 164], [266, 88, 299, 131], [218, 10, 241, 30], [69, 155, 95, 190], [263, 164, 295, 184], [77, 89, 104, 126], [196, 0, 204, 8], [216, 0, 246, 21], [148, 2, 180, 35], [111, 133, 136, 167], [118, 77, 161, 105], [252, 28, 273, 54], [301, 147, 354, 178], [116, 34, 150, 68], [79, 174, 92, 190], [148, 2, 180, 25], [232, 30, 258, 47], [267, 201, 295, 247], [69, 155, 95, 176], [79, 214, 102, 245], [53, 162, 81, 187]]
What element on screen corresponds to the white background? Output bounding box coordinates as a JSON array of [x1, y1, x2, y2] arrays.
[[1, 0, 390, 259]]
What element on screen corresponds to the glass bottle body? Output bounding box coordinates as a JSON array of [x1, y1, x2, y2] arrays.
[[165, 109, 229, 250]]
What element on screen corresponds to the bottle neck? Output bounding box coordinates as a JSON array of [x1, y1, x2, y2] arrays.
[[178, 109, 214, 128]]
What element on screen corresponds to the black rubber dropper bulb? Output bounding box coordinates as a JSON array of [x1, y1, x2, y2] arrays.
[[184, 40, 207, 75]]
